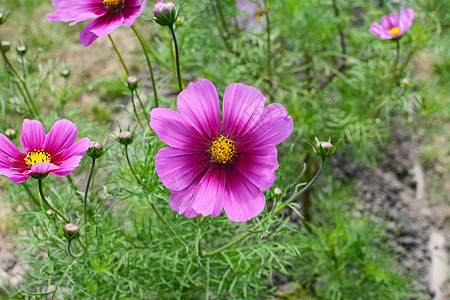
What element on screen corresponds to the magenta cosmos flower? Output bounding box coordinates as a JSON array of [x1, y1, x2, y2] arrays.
[[46, 0, 147, 47], [235, 0, 264, 33], [370, 7, 414, 40], [0, 119, 90, 183], [150, 79, 294, 222]]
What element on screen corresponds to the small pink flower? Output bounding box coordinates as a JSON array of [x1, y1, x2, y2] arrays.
[[46, 0, 147, 47], [235, 0, 264, 33], [153, 0, 175, 19], [370, 7, 414, 40], [150, 79, 294, 222], [0, 119, 90, 183]]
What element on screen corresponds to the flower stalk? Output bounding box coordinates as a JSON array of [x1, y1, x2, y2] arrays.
[[169, 25, 183, 91], [38, 178, 69, 223], [108, 35, 129, 75]]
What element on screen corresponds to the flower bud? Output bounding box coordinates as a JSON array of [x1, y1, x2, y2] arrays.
[[401, 77, 412, 87], [117, 131, 133, 146], [60, 69, 70, 79], [87, 141, 104, 159], [16, 45, 27, 56], [64, 223, 80, 238], [153, 0, 177, 27], [1, 41, 11, 52], [4, 128, 16, 140], [0, 11, 10, 25], [306, 138, 339, 158], [127, 76, 139, 90], [274, 187, 282, 195], [316, 141, 333, 150]]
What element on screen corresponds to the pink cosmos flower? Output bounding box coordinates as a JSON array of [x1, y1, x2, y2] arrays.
[[0, 119, 90, 183], [370, 7, 414, 40], [150, 79, 294, 222], [235, 0, 264, 33], [46, 0, 147, 47]]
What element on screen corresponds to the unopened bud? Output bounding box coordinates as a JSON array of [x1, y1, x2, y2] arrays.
[[153, 0, 177, 26], [87, 141, 104, 159], [1, 41, 11, 52], [127, 76, 139, 90], [0, 11, 10, 25], [64, 223, 80, 237], [4, 128, 16, 140], [274, 187, 282, 195], [316, 141, 333, 150], [16, 45, 27, 56], [60, 69, 70, 79], [118, 131, 133, 145], [46, 209, 55, 217], [401, 77, 412, 87]]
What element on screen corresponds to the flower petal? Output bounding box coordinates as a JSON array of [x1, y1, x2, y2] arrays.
[[155, 147, 210, 191], [380, 16, 391, 30], [192, 165, 225, 217], [88, 13, 124, 38], [237, 103, 293, 149], [388, 11, 399, 27], [398, 8, 414, 35], [56, 0, 107, 24], [235, 145, 278, 190], [51, 137, 90, 177], [177, 79, 221, 141], [223, 83, 266, 140], [30, 162, 59, 174], [43, 119, 78, 156], [150, 108, 210, 150], [122, 0, 146, 27], [169, 184, 201, 218], [223, 167, 266, 222], [20, 119, 46, 153], [0, 134, 28, 183]]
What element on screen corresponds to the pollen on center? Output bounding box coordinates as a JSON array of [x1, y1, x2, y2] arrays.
[[103, 0, 124, 10], [388, 26, 400, 36], [25, 149, 51, 168], [210, 136, 237, 165]]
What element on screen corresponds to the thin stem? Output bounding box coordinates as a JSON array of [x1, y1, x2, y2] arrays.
[[264, 0, 272, 89], [211, 0, 235, 54], [386, 39, 400, 96], [332, 0, 346, 56], [67, 239, 82, 258], [124, 145, 140, 184], [108, 35, 129, 75], [130, 90, 144, 130], [21, 56, 26, 78], [38, 178, 69, 223], [148, 198, 187, 247], [83, 158, 96, 247], [169, 25, 183, 92], [131, 24, 159, 108], [135, 90, 151, 125], [199, 157, 326, 258]]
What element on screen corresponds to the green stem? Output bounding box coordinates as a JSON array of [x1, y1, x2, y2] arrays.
[[21, 56, 26, 78], [67, 239, 83, 258], [108, 35, 129, 75], [38, 178, 69, 223], [83, 158, 96, 246], [264, 0, 272, 89], [199, 157, 326, 258], [386, 39, 400, 97], [211, 0, 235, 54], [148, 198, 187, 247], [135, 90, 151, 125], [131, 25, 159, 108], [169, 25, 183, 92], [124, 145, 140, 184], [130, 90, 144, 130]]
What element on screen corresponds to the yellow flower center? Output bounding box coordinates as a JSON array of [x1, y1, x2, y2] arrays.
[[25, 149, 51, 168], [388, 26, 400, 36], [103, 0, 124, 10], [210, 136, 237, 165]]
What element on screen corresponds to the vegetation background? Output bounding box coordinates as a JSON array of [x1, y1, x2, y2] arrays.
[[0, 0, 448, 299]]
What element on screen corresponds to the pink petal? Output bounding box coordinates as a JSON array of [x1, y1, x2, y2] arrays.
[[235, 145, 278, 190], [380, 16, 391, 30], [88, 13, 124, 38], [150, 108, 210, 150], [155, 147, 210, 191], [237, 103, 293, 149], [51, 137, 90, 177], [43, 119, 78, 156], [192, 165, 226, 217], [177, 79, 222, 141], [0, 134, 29, 183], [0, 168, 29, 183], [46, 12, 61, 22], [398, 8, 414, 35], [56, 0, 107, 23], [30, 162, 59, 174], [20, 119, 46, 153], [169, 184, 201, 218], [223, 167, 266, 222], [122, 1, 146, 27], [389, 11, 399, 27], [223, 83, 266, 140]]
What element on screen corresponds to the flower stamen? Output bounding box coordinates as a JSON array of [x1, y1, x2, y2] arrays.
[[103, 0, 124, 11], [25, 149, 51, 168], [388, 26, 400, 36], [210, 136, 237, 165]]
